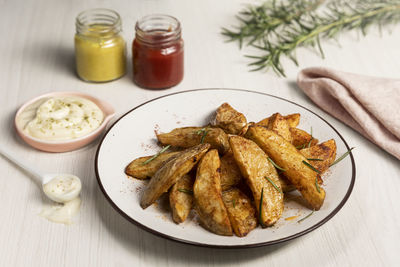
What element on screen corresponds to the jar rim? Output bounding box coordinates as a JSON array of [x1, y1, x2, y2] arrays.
[[135, 14, 181, 45], [76, 8, 122, 34]]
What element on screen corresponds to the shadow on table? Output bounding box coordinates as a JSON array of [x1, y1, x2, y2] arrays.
[[28, 43, 76, 78], [94, 187, 298, 264]]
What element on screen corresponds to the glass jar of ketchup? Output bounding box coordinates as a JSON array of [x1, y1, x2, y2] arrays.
[[132, 14, 184, 89]]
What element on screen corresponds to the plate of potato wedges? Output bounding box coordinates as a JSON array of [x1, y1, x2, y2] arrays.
[[95, 88, 355, 248]]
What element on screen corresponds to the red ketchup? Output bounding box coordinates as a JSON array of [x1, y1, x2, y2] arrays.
[[132, 15, 184, 89]]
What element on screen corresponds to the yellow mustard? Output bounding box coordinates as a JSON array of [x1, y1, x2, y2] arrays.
[[74, 9, 126, 82]]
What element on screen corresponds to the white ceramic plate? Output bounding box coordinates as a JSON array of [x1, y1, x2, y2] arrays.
[[95, 89, 355, 248]]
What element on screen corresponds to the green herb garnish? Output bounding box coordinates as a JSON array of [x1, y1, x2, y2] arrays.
[[307, 127, 313, 148], [330, 147, 355, 167], [297, 210, 315, 223], [178, 188, 193, 195], [302, 160, 320, 173], [307, 158, 324, 161], [195, 127, 209, 144], [232, 199, 236, 208], [141, 145, 171, 165], [265, 176, 282, 194], [268, 157, 286, 171], [222, 0, 400, 76], [315, 177, 321, 193], [259, 188, 265, 227], [296, 143, 307, 150]]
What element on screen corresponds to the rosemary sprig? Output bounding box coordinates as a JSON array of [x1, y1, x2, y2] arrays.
[[307, 158, 324, 161], [232, 199, 236, 208], [302, 160, 321, 192], [223, 0, 400, 76], [268, 157, 287, 171], [302, 160, 320, 173], [195, 127, 209, 144], [298, 210, 315, 223], [307, 127, 313, 148], [141, 145, 171, 165], [315, 176, 321, 193], [178, 188, 193, 195], [222, 0, 324, 48], [330, 147, 355, 167], [259, 188, 265, 227], [265, 176, 283, 194]]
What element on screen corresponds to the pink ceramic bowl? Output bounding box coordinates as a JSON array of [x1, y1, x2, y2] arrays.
[[15, 91, 115, 153]]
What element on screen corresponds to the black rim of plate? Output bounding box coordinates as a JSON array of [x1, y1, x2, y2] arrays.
[[94, 88, 356, 249]]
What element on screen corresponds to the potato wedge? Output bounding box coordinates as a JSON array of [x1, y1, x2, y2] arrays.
[[125, 151, 180, 179], [245, 126, 325, 210], [194, 149, 233, 236], [229, 135, 284, 227], [210, 103, 247, 135], [157, 127, 230, 154], [220, 151, 242, 191], [266, 113, 292, 142], [300, 139, 337, 174], [279, 174, 296, 193], [222, 188, 257, 237], [140, 143, 210, 209], [169, 173, 194, 223], [257, 113, 300, 128], [290, 127, 318, 148]]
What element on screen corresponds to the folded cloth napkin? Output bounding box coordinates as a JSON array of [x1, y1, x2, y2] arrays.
[[297, 67, 400, 160]]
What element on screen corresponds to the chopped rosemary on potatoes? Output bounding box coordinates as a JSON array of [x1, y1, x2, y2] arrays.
[[307, 127, 314, 148], [195, 127, 209, 144], [330, 147, 355, 167], [259, 188, 265, 227], [315, 177, 321, 193], [141, 145, 171, 165], [268, 157, 286, 171], [307, 158, 323, 161], [298, 210, 315, 223], [178, 188, 193, 195], [265, 176, 282, 194], [302, 160, 320, 173]]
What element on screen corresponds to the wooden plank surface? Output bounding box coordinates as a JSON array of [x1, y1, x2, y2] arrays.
[[0, 0, 399, 266]]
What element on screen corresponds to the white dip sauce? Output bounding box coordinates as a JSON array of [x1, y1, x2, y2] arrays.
[[40, 197, 81, 225], [17, 96, 104, 141], [40, 174, 82, 225]]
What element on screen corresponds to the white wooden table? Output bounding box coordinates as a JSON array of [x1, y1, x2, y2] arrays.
[[1, 0, 399, 266]]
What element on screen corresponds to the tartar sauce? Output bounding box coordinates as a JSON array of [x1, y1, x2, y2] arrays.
[[17, 96, 104, 141]]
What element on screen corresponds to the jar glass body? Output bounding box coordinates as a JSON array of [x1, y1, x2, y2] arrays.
[[132, 15, 184, 89], [75, 9, 126, 82]]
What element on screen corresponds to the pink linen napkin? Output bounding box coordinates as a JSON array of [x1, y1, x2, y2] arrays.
[[297, 67, 400, 160]]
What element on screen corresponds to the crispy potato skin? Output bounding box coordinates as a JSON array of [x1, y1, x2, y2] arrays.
[[229, 136, 284, 227], [157, 127, 230, 154], [266, 113, 292, 143], [125, 152, 180, 179], [211, 103, 247, 135], [194, 149, 233, 236], [169, 173, 194, 223], [245, 126, 325, 210], [257, 113, 300, 128], [300, 139, 337, 174], [290, 127, 318, 148], [220, 151, 243, 191], [140, 144, 210, 209], [222, 188, 258, 237]]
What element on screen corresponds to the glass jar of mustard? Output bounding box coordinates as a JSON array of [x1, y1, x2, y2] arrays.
[[132, 14, 184, 89], [75, 8, 126, 82]]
